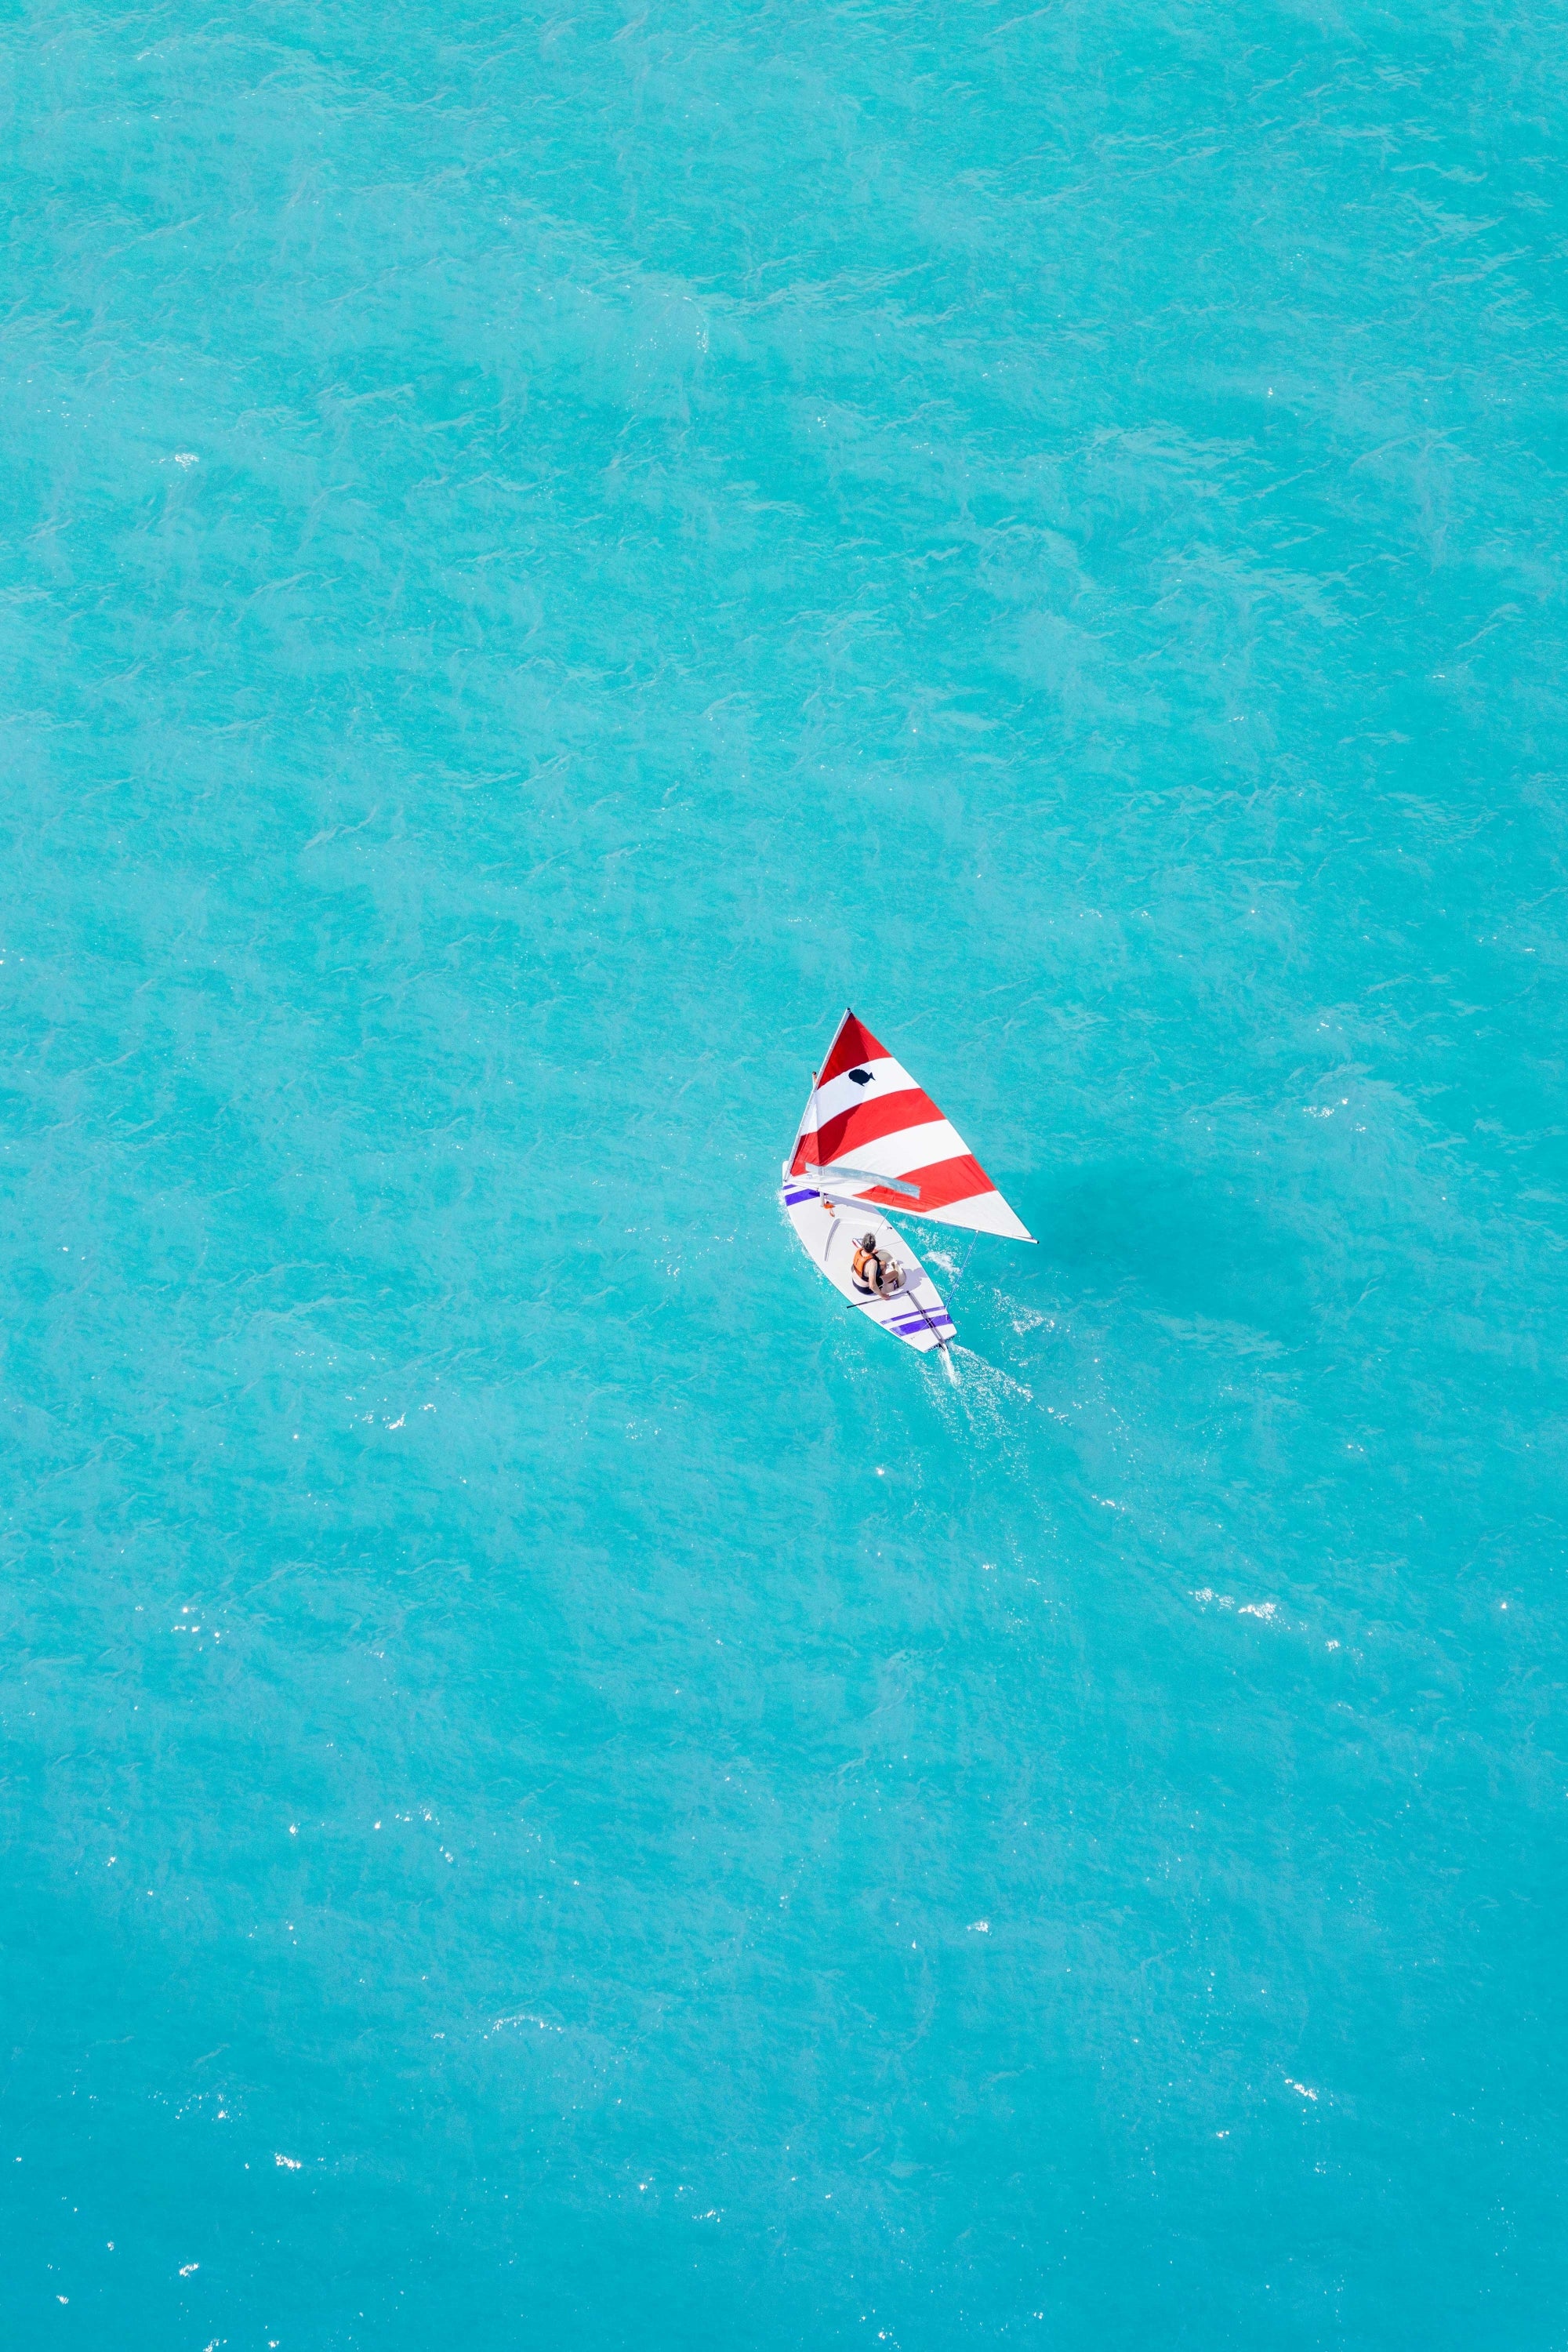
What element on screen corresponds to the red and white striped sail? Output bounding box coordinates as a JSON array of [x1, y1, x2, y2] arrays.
[[787, 1010, 1035, 1243]]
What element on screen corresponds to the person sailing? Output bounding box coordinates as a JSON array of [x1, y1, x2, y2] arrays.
[[851, 1232, 905, 1299]]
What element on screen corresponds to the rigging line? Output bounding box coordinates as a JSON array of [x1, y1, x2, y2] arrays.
[[887, 1200, 976, 1298], [876, 1228, 950, 1354], [900, 1282, 951, 1355]]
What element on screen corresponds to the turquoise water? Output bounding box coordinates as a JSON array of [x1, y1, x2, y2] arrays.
[[5, 1, 1567, 2343]]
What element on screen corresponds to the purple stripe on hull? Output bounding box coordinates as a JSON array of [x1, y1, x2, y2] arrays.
[[784, 1188, 820, 1206]]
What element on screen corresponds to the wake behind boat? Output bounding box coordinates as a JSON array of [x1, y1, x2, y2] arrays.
[[780, 1009, 1034, 1362]]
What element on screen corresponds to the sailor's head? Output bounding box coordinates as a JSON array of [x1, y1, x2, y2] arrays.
[[858, 1233, 877, 1250]]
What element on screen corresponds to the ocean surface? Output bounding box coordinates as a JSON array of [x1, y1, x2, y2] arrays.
[[4, 2, 1567, 2344]]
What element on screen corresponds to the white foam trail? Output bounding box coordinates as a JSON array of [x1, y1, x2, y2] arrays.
[[925, 1345, 1038, 1445]]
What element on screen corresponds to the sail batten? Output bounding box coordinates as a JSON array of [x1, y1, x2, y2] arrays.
[[789, 1009, 1035, 1245]]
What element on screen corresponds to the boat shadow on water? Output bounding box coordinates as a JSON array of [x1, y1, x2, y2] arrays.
[[1028, 1164, 1313, 1348]]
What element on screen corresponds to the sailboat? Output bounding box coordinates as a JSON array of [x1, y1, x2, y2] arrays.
[[780, 1008, 1035, 1363]]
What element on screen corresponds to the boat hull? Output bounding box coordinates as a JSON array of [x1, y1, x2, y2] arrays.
[[781, 1180, 955, 1355]]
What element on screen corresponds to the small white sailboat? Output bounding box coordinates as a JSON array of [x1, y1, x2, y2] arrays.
[[781, 1008, 1035, 1362]]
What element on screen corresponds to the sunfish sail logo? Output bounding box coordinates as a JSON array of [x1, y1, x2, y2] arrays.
[[848, 1067, 873, 1086]]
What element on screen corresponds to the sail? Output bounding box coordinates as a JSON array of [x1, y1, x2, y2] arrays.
[[787, 1009, 1035, 1243]]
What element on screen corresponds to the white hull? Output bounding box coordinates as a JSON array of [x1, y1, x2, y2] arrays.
[[782, 1178, 955, 1356]]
